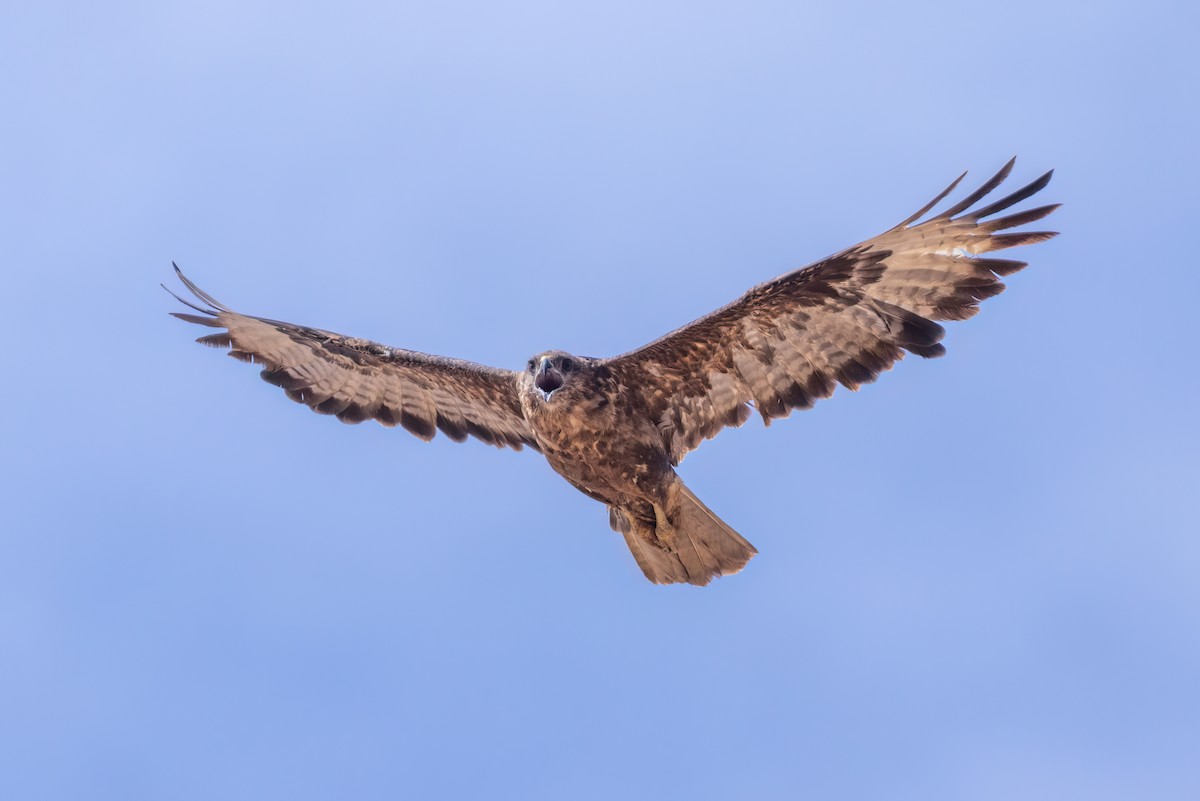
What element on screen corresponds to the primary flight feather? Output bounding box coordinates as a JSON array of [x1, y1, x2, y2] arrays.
[[168, 158, 1058, 585]]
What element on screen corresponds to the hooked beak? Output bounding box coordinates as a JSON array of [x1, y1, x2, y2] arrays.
[[535, 358, 564, 400]]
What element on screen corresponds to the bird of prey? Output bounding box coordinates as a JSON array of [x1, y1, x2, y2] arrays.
[[167, 159, 1057, 586]]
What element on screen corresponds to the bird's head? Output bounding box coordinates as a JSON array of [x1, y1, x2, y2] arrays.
[[524, 350, 585, 402]]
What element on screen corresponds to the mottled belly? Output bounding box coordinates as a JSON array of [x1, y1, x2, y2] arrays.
[[536, 424, 670, 511]]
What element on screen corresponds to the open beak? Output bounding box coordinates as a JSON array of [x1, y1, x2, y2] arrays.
[[535, 358, 564, 400]]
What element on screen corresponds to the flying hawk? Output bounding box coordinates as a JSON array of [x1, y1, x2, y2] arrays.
[[167, 159, 1058, 586]]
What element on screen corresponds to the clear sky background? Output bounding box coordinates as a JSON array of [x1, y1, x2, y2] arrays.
[[2, 2, 1198, 799]]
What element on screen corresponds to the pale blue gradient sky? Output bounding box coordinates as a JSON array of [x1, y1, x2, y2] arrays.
[[2, 2, 1198, 799]]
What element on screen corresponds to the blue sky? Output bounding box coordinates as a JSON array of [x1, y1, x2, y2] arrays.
[[2, 1, 1198, 799]]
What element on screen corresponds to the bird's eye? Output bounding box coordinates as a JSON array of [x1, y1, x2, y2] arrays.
[[527, 359, 536, 370], [560, 358, 574, 372]]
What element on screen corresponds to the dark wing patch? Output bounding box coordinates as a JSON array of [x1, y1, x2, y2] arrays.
[[166, 266, 537, 450], [604, 158, 1059, 463]]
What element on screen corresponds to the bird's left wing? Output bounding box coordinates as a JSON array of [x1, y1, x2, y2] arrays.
[[166, 266, 538, 450], [603, 159, 1058, 464]]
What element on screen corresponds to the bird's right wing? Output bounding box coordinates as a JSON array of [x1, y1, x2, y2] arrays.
[[166, 266, 538, 450]]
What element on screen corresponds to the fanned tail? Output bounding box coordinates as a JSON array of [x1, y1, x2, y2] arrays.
[[610, 479, 757, 586]]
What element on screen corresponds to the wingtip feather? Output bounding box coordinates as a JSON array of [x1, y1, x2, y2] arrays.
[[171, 264, 231, 312], [971, 170, 1056, 220], [895, 169, 969, 228], [937, 157, 1017, 219], [163, 283, 215, 316]]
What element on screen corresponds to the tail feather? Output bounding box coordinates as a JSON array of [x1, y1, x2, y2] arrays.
[[674, 482, 758, 584], [610, 481, 757, 586]]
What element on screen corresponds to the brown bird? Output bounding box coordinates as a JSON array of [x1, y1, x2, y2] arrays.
[[167, 159, 1058, 586]]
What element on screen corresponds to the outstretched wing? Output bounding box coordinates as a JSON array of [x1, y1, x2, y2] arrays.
[[166, 266, 537, 450], [604, 158, 1059, 464]]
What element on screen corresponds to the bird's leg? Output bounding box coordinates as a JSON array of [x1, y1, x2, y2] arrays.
[[652, 502, 678, 549]]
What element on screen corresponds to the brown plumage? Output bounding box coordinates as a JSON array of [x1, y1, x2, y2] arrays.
[[167, 158, 1058, 586]]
